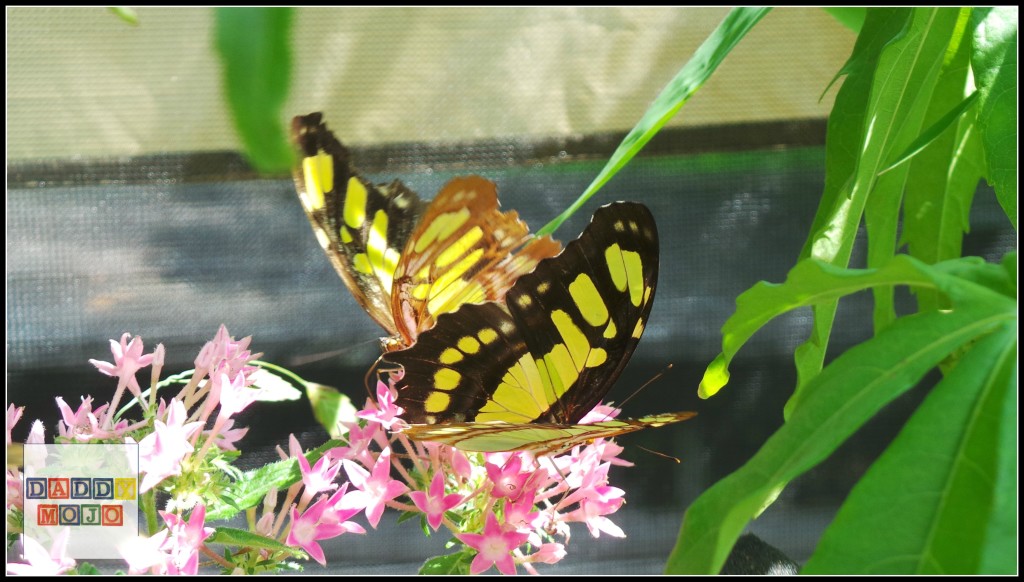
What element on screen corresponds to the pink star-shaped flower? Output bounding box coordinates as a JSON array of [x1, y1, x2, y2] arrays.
[[285, 484, 364, 566], [486, 455, 532, 501], [89, 332, 155, 399], [356, 381, 406, 430], [138, 399, 204, 493], [408, 472, 464, 530], [456, 513, 529, 575], [342, 448, 409, 528], [159, 504, 214, 575], [289, 434, 340, 498]]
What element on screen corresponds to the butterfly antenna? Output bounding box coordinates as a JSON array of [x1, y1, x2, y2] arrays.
[[288, 337, 382, 367], [637, 445, 681, 463], [615, 363, 674, 412]]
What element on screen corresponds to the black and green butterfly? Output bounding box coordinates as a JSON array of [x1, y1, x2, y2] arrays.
[[292, 112, 561, 351], [385, 202, 696, 455]]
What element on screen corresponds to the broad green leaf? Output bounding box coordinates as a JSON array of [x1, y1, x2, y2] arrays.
[[215, 7, 294, 174], [792, 9, 910, 395], [804, 324, 1016, 573], [306, 382, 358, 438], [970, 7, 1018, 228], [207, 527, 303, 556], [668, 284, 1013, 574], [206, 438, 343, 521], [699, 253, 1010, 399], [979, 332, 1017, 574], [824, 7, 866, 33], [536, 7, 770, 237]]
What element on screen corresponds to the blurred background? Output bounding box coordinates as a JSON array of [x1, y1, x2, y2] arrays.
[[6, 7, 1014, 574]]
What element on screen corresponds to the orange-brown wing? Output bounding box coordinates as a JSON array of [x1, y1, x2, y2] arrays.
[[389, 176, 561, 347], [292, 112, 427, 336]]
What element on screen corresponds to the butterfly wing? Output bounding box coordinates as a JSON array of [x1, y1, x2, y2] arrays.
[[401, 412, 697, 455], [292, 112, 426, 336], [387, 202, 660, 427], [390, 176, 561, 346]]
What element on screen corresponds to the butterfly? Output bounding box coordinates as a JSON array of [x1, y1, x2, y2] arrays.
[[385, 202, 696, 454], [291, 112, 561, 350]]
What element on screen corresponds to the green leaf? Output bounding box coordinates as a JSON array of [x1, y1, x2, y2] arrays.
[[108, 7, 139, 26], [823, 7, 866, 33], [306, 382, 359, 438], [206, 438, 344, 521], [860, 8, 960, 332], [74, 562, 102, 575], [970, 7, 1018, 229], [803, 323, 1017, 573], [879, 91, 978, 177], [214, 7, 294, 174], [699, 254, 1011, 399], [207, 527, 304, 557], [668, 272, 1014, 573], [420, 551, 474, 575], [535, 7, 771, 237], [792, 9, 911, 393], [249, 368, 302, 402], [902, 16, 984, 313]]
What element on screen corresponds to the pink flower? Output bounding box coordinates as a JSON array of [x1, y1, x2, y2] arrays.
[[89, 332, 154, 399], [195, 325, 261, 381], [7, 528, 75, 575], [286, 486, 363, 566], [563, 484, 625, 538], [409, 472, 463, 531], [205, 418, 248, 451], [160, 504, 214, 575], [6, 404, 24, 444], [456, 513, 528, 575], [138, 399, 204, 493], [328, 422, 379, 469], [486, 455, 532, 501], [356, 381, 406, 430], [119, 530, 172, 575], [526, 542, 566, 565], [342, 448, 409, 528], [213, 372, 260, 419], [289, 434, 340, 498]]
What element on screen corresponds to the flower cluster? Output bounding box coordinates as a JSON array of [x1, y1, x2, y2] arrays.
[[6, 327, 639, 575]]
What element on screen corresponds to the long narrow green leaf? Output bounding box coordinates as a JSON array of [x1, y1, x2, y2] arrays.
[[803, 324, 1017, 573], [535, 7, 771, 237], [861, 8, 959, 332], [791, 9, 911, 395], [215, 7, 294, 174], [903, 17, 984, 313], [668, 276, 1013, 573], [878, 92, 978, 177], [970, 7, 1018, 229]]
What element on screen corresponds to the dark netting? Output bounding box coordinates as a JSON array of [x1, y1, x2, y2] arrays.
[[6, 123, 1015, 572]]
